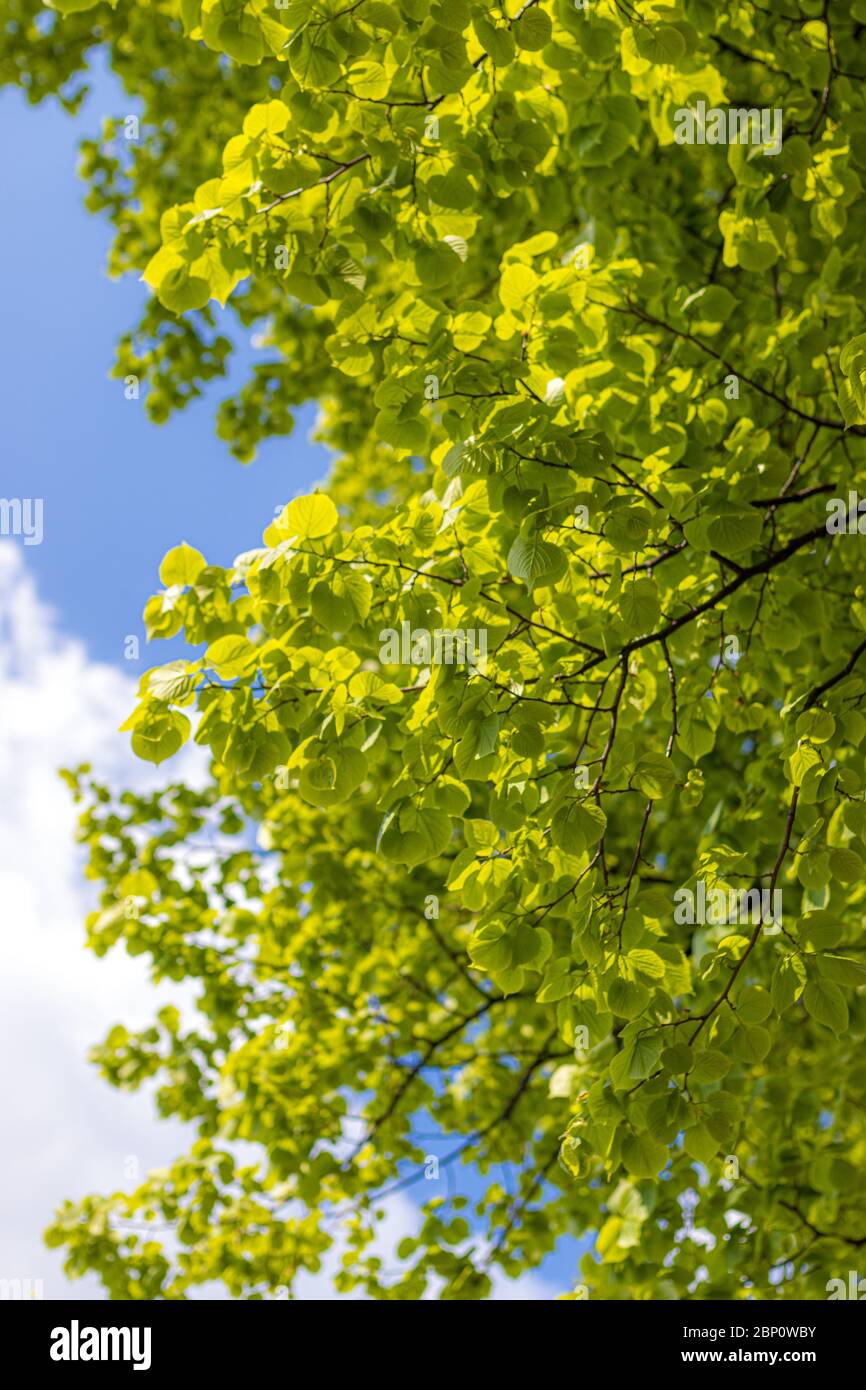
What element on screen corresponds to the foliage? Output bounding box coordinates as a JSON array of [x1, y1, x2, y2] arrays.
[[5, 0, 866, 1298]]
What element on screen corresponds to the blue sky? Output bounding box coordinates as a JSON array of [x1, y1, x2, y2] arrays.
[[1, 70, 327, 670], [0, 65, 587, 1299]]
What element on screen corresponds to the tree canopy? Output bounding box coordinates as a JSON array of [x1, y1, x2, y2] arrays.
[[6, 0, 866, 1299]]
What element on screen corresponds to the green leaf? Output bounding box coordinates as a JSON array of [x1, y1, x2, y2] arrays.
[[283, 493, 339, 540], [690, 1049, 731, 1084], [298, 745, 367, 808], [157, 265, 211, 314], [159, 542, 206, 587], [206, 635, 258, 679], [627, 949, 666, 981], [632, 753, 676, 799], [684, 1124, 720, 1163], [608, 978, 649, 1019], [145, 661, 196, 703], [829, 846, 864, 883], [389, 804, 453, 865], [707, 511, 762, 555], [803, 979, 849, 1035], [623, 1033, 662, 1081], [677, 715, 715, 763], [816, 954, 866, 986], [771, 956, 806, 1013], [737, 985, 772, 1024], [789, 742, 822, 787], [661, 1043, 694, 1074], [682, 285, 737, 324], [619, 580, 660, 634], [551, 800, 606, 855], [131, 711, 191, 764], [731, 1024, 771, 1063], [506, 535, 566, 588], [465, 818, 499, 852], [633, 24, 686, 65], [604, 507, 651, 552], [513, 8, 552, 51], [796, 709, 835, 744], [622, 1132, 668, 1179]]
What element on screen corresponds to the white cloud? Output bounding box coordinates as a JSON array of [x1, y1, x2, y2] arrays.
[[0, 544, 558, 1302], [0, 542, 194, 1300]]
